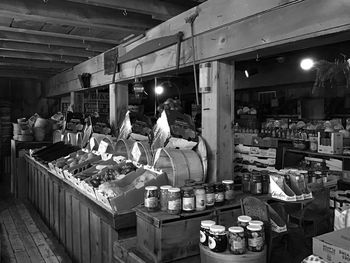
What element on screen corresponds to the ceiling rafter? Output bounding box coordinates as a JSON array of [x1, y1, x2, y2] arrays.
[[0, 0, 159, 34], [0, 57, 75, 69]]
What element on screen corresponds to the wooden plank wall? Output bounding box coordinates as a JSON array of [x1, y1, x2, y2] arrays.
[[25, 158, 117, 263]]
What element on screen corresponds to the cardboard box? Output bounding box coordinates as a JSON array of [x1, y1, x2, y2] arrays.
[[313, 227, 350, 263]]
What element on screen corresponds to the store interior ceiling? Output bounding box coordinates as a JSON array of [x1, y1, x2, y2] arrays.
[[0, 0, 206, 80]]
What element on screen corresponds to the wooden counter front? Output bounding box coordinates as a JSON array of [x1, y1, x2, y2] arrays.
[[24, 155, 136, 263]]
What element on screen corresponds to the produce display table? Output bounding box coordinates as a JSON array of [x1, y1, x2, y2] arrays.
[[24, 154, 136, 263], [135, 193, 271, 263], [11, 139, 52, 198]]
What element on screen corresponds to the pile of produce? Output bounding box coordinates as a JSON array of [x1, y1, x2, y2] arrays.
[[53, 150, 98, 170]]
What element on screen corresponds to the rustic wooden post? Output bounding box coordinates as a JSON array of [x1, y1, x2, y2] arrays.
[[109, 83, 129, 136], [201, 60, 234, 183]]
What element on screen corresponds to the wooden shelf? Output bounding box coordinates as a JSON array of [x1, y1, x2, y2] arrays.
[[285, 148, 350, 160]]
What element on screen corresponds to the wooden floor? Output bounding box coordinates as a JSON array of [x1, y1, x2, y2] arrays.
[[0, 198, 71, 263]]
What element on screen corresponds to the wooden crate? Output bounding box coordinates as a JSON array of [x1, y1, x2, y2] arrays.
[[135, 206, 214, 263]]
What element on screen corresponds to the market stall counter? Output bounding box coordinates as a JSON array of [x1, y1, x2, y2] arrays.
[[24, 154, 136, 263]]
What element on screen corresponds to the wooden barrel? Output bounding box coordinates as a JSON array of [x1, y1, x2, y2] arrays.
[[131, 141, 153, 165], [200, 245, 266, 263], [153, 148, 203, 187], [115, 139, 135, 159]]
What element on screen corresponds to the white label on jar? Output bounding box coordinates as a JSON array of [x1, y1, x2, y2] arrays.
[[196, 195, 206, 210], [208, 236, 216, 250], [168, 199, 181, 210], [144, 197, 158, 208], [182, 197, 195, 211], [232, 240, 244, 250], [248, 237, 263, 248], [200, 230, 206, 243], [206, 193, 215, 206], [225, 190, 234, 200], [215, 192, 224, 202]]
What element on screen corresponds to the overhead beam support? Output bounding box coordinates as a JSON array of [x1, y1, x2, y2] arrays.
[[0, 57, 75, 69], [0, 0, 158, 34], [0, 69, 52, 79], [202, 61, 234, 182], [0, 40, 99, 58], [0, 50, 84, 64], [66, 0, 188, 21]]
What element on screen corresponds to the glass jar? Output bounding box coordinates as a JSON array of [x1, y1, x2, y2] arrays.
[[208, 225, 227, 252], [223, 180, 234, 201], [167, 188, 181, 215], [242, 173, 251, 193], [237, 215, 252, 229], [228, 226, 246, 255], [182, 187, 195, 212], [194, 186, 206, 211], [315, 171, 322, 184], [309, 136, 318, 152], [249, 220, 265, 242], [204, 184, 215, 208], [159, 185, 172, 212], [250, 172, 262, 195], [214, 183, 225, 206], [144, 186, 158, 212], [247, 224, 264, 252], [200, 220, 216, 246], [261, 171, 269, 195]]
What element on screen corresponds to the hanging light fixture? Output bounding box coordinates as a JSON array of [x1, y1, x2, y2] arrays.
[[300, 58, 315, 71], [133, 62, 144, 99]]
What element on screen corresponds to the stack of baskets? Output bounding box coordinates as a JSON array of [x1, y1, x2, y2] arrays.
[[13, 118, 33, 142]]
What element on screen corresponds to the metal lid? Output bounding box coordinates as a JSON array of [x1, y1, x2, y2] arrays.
[[247, 224, 262, 231], [249, 220, 264, 227], [168, 187, 181, 193], [209, 225, 226, 233], [145, 186, 158, 191], [160, 185, 172, 190], [201, 220, 216, 228], [222, 180, 234, 184], [228, 226, 244, 233], [237, 215, 252, 223]]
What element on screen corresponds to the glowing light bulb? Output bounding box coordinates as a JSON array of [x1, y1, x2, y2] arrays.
[[155, 85, 164, 95], [300, 58, 314, 70]]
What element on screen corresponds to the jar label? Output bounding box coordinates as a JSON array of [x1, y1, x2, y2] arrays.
[[232, 240, 245, 250], [248, 237, 263, 249], [215, 192, 224, 202], [208, 236, 216, 250], [196, 196, 206, 209], [225, 190, 234, 200], [144, 197, 158, 208], [168, 199, 181, 210], [206, 193, 215, 206], [200, 230, 206, 243], [182, 197, 195, 211]]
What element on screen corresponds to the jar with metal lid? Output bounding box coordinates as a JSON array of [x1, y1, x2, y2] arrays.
[[214, 183, 225, 206], [204, 184, 215, 207], [228, 226, 246, 255], [208, 225, 227, 252], [242, 173, 251, 193], [182, 187, 195, 212], [144, 186, 159, 212], [223, 180, 234, 201], [246, 224, 264, 252], [250, 172, 262, 195], [194, 186, 206, 211], [261, 171, 269, 195], [249, 220, 265, 242], [159, 185, 172, 212], [237, 215, 252, 229], [167, 188, 181, 215], [200, 220, 216, 246]]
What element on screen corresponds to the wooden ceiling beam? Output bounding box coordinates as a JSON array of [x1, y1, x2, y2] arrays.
[[0, 69, 53, 79], [0, 26, 116, 52], [0, 57, 75, 69], [0, 40, 99, 58], [0, 50, 84, 64], [0, 0, 158, 34], [65, 0, 188, 21]]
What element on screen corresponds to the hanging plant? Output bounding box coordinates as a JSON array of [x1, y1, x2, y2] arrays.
[[313, 58, 350, 93]]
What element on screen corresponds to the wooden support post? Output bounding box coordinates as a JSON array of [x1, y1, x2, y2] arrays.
[[109, 83, 128, 137], [201, 60, 234, 183]]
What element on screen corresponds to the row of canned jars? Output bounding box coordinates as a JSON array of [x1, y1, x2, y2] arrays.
[[200, 215, 265, 254], [144, 180, 235, 214]]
